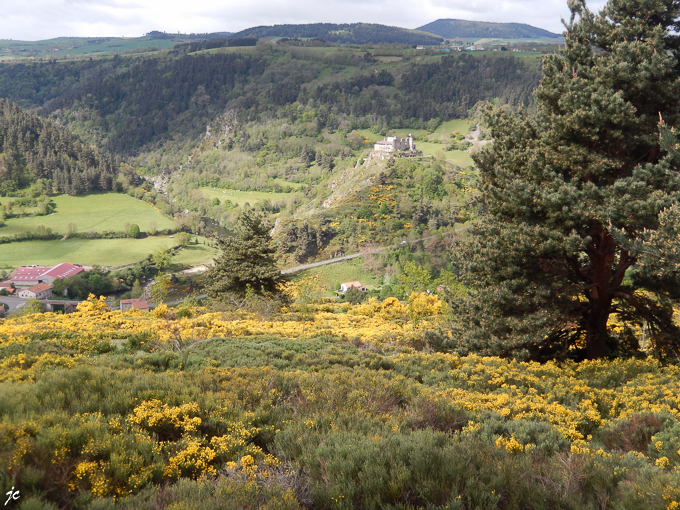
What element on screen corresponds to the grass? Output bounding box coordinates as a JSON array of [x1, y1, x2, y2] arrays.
[[0, 35, 190, 61], [172, 240, 218, 267], [416, 142, 475, 166], [434, 120, 471, 136], [296, 258, 381, 293], [0, 236, 216, 268], [199, 187, 294, 206], [0, 193, 176, 237]]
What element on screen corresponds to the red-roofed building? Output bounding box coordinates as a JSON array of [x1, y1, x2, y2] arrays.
[[18, 283, 53, 300], [0, 282, 16, 295], [10, 266, 51, 286], [339, 281, 366, 293], [120, 298, 150, 312], [39, 263, 84, 285], [9, 263, 84, 287]]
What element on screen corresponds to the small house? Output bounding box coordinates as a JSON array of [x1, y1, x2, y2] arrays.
[[340, 281, 366, 293], [120, 299, 150, 312], [0, 282, 16, 295]]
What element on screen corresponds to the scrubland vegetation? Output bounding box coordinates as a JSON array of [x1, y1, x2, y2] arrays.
[[2, 296, 680, 509], [4, 0, 680, 506]]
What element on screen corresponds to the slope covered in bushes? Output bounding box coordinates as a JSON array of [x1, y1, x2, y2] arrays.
[[1, 296, 680, 509]]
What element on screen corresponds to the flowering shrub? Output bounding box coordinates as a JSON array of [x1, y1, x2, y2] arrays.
[[2, 293, 680, 508]]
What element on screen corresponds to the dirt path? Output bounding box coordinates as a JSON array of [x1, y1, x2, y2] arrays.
[[465, 125, 490, 154]]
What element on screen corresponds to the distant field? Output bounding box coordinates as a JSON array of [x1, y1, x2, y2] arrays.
[[0, 36, 189, 61], [199, 187, 293, 206], [0, 194, 175, 237], [0, 236, 216, 268], [435, 120, 471, 135], [172, 240, 219, 267], [417, 142, 475, 165], [296, 258, 381, 293]]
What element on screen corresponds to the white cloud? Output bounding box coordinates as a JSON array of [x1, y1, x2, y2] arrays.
[[0, 0, 609, 41]]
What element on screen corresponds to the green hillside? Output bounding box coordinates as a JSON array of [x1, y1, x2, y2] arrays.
[[0, 193, 175, 238], [0, 32, 232, 61], [229, 23, 444, 45], [417, 19, 563, 41]]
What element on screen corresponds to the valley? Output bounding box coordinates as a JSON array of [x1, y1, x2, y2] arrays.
[[3, 6, 679, 508]]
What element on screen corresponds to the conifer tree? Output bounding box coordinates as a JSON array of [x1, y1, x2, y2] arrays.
[[205, 209, 282, 298], [452, 0, 680, 360]]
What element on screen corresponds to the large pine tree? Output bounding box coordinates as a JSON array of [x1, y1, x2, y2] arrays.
[[452, 0, 680, 360], [205, 210, 283, 298]]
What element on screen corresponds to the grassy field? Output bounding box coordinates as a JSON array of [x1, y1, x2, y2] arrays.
[[271, 179, 306, 189], [296, 258, 381, 293], [172, 240, 218, 267], [0, 35, 190, 61], [199, 187, 294, 206], [417, 142, 475, 165], [0, 236, 216, 268], [0, 194, 175, 237], [434, 119, 471, 135]]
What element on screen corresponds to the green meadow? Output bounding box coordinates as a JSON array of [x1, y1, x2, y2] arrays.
[[296, 258, 381, 293], [0, 193, 175, 237], [417, 142, 475, 165], [199, 187, 294, 206], [0, 236, 216, 268]]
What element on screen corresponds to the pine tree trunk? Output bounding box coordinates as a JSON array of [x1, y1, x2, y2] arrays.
[[585, 302, 609, 360], [584, 228, 629, 360]]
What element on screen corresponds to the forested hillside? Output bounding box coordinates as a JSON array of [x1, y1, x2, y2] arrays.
[[0, 47, 539, 155], [0, 99, 121, 195], [417, 19, 562, 40], [228, 23, 444, 45]]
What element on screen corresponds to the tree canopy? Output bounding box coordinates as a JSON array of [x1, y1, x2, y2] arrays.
[[205, 210, 282, 298], [452, 0, 680, 361]]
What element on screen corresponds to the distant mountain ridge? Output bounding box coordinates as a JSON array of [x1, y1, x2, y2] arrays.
[[229, 23, 444, 46], [417, 19, 562, 40]]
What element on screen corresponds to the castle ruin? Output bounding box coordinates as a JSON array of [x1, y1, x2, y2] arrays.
[[373, 134, 416, 153]]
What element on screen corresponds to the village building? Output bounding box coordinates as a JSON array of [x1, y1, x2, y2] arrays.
[[120, 299, 150, 312], [0, 282, 16, 295], [17, 283, 53, 300], [340, 281, 367, 293], [9, 263, 84, 287], [372, 134, 416, 153]]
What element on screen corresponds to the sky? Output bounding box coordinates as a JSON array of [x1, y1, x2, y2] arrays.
[[2, 0, 609, 41]]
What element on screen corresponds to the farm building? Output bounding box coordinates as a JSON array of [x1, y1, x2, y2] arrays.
[[17, 283, 53, 300], [340, 281, 366, 293], [9, 263, 84, 287]]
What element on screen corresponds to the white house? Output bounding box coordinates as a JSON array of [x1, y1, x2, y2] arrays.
[[340, 281, 366, 293], [18, 283, 53, 300]]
